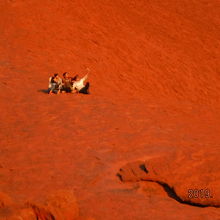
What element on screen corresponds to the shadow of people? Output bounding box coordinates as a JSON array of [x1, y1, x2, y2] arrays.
[[38, 89, 49, 94]]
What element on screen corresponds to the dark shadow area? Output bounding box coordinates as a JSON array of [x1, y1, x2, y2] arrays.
[[139, 164, 148, 173], [38, 89, 49, 94], [116, 173, 123, 181]]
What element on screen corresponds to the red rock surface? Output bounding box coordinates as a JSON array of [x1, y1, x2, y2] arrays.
[[0, 0, 220, 219], [118, 149, 220, 207], [0, 190, 79, 219]]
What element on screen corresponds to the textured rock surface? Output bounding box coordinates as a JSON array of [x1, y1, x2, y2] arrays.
[[0, 0, 220, 219], [118, 149, 220, 207], [0, 191, 79, 220]]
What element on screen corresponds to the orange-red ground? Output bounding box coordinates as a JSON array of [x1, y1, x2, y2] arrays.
[[0, 0, 220, 219]]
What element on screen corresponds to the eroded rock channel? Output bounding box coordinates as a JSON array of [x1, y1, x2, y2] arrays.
[[117, 152, 220, 208]]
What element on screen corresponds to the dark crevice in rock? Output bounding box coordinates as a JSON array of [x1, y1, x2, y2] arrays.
[[154, 181, 220, 208], [117, 173, 123, 182], [139, 164, 148, 173], [117, 165, 220, 208]]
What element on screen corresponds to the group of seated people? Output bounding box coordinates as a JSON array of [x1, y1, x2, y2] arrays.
[[48, 72, 90, 94]]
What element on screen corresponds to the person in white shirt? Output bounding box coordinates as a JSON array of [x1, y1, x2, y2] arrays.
[[72, 74, 90, 94]]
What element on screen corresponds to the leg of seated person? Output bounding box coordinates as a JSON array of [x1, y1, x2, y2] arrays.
[[49, 83, 56, 94], [57, 83, 63, 94]]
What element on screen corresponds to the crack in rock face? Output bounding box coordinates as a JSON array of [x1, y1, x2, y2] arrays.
[[117, 152, 220, 208]]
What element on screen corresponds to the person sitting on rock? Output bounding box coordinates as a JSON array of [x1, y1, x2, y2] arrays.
[[62, 72, 78, 93], [71, 74, 90, 94], [48, 73, 63, 94]]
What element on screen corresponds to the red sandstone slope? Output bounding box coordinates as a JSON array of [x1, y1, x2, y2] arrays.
[[0, 0, 220, 102], [0, 0, 220, 220]]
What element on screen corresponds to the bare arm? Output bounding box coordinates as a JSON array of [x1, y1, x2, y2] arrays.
[[81, 74, 88, 83]]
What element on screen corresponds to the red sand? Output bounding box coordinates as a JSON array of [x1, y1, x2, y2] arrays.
[[0, 0, 220, 219]]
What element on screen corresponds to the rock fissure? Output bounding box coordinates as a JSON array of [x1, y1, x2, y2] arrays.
[[117, 160, 220, 208]]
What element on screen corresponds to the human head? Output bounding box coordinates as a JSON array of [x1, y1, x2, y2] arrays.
[[63, 72, 69, 78], [54, 73, 59, 78]]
